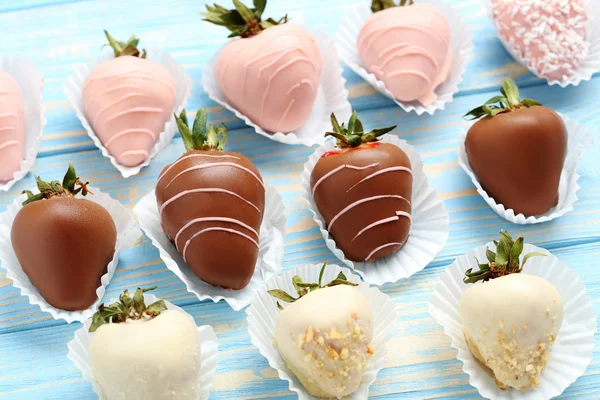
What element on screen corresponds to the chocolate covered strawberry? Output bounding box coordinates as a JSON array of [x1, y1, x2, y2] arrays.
[[269, 263, 373, 398], [203, 0, 322, 133], [83, 31, 176, 167], [357, 0, 452, 105], [155, 108, 265, 290], [88, 287, 202, 400], [11, 164, 117, 311], [461, 231, 561, 391], [464, 78, 567, 216], [310, 112, 412, 262]]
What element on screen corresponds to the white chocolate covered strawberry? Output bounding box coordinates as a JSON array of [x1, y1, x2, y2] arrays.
[[460, 231, 563, 391], [269, 265, 374, 399], [88, 288, 201, 400]]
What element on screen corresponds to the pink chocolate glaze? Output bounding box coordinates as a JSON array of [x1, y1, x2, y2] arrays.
[[82, 56, 176, 167], [215, 24, 323, 133], [491, 0, 589, 81], [357, 4, 452, 105], [0, 72, 25, 182]]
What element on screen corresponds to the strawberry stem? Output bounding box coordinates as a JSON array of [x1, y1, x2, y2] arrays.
[[463, 78, 542, 121], [325, 111, 396, 149], [202, 0, 287, 38], [371, 0, 413, 13], [104, 30, 146, 59], [22, 164, 91, 206], [175, 109, 227, 153]]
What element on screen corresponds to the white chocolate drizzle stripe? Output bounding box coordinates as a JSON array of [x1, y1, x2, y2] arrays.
[[84, 71, 176, 95], [365, 242, 404, 261], [0, 113, 17, 120], [328, 195, 410, 231], [104, 107, 163, 124], [120, 149, 148, 159], [92, 92, 153, 128], [104, 128, 156, 148], [165, 163, 264, 190], [346, 166, 412, 192], [175, 217, 259, 251], [160, 188, 260, 216], [0, 140, 19, 151], [0, 126, 16, 133], [83, 84, 144, 109], [183, 227, 259, 263], [311, 163, 380, 195], [157, 154, 241, 185], [351, 216, 399, 242]]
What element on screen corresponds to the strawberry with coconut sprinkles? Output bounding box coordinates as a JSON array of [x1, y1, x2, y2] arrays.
[[491, 0, 590, 82]]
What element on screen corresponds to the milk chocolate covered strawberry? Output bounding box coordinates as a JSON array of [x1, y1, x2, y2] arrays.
[[203, 0, 322, 133], [11, 164, 117, 311], [464, 78, 567, 216], [310, 112, 412, 262], [156, 109, 265, 290], [83, 31, 176, 167]]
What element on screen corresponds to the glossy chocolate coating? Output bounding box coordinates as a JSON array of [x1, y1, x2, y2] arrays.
[[465, 106, 567, 216], [311, 143, 412, 262], [156, 150, 265, 290], [11, 197, 117, 311]]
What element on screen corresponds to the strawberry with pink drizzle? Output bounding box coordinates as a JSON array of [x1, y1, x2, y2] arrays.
[[0, 72, 25, 182], [310, 112, 412, 262], [156, 108, 265, 290], [203, 0, 322, 133], [491, 0, 590, 82], [83, 31, 176, 167]]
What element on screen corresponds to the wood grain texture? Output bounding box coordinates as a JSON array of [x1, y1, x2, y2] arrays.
[[0, 0, 599, 399]]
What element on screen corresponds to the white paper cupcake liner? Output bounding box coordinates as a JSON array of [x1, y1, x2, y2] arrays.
[[67, 294, 219, 400], [202, 28, 352, 146], [302, 135, 449, 285], [246, 263, 398, 400], [64, 47, 193, 178], [134, 185, 286, 311], [0, 187, 142, 323], [482, 0, 600, 87], [0, 56, 45, 191], [458, 113, 592, 224], [335, 0, 474, 115], [429, 243, 597, 400]]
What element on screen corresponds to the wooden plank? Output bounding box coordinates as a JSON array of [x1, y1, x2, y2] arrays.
[[1, 242, 599, 399]]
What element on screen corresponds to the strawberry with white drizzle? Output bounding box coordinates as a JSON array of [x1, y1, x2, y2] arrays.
[[156, 108, 265, 290], [491, 0, 590, 82], [310, 112, 412, 262], [0, 72, 24, 181], [83, 31, 176, 167]]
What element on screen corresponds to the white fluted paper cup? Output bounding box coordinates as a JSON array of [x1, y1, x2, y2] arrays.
[[67, 294, 219, 400], [302, 135, 449, 285], [0, 187, 142, 323], [246, 263, 398, 400], [202, 28, 352, 146], [134, 185, 286, 311], [0, 56, 45, 191], [429, 243, 596, 400], [335, 0, 473, 115], [458, 114, 592, 224], [482, 0, 600, 87], [64, 47, 192, 178]]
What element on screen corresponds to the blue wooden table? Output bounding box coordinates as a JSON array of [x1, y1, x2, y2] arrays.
[[1, 0, 599, 399]]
